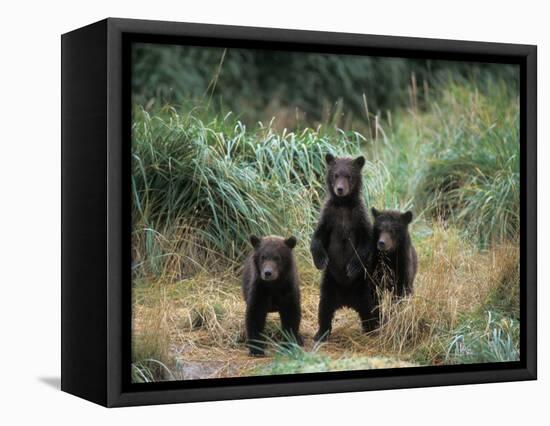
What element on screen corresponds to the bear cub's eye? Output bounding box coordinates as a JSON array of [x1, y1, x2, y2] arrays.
[[334, 173, 339, 179]]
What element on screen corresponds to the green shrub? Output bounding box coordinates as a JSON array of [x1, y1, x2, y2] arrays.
[[132, 43, 518, 130]]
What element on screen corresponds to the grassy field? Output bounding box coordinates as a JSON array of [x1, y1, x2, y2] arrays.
[[131, 79, 520, 382]]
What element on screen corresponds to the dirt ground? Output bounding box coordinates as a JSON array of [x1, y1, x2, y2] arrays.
[[132, 271, 419, 380]]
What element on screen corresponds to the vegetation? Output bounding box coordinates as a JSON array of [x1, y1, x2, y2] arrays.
[[130, 49, 520, 382], [132, 43, 518, 130], [445, 312, 519, 364]]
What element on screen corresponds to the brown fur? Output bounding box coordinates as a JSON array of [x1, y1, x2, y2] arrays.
[[242, 235, 302, 356], [310, 154, 378, 341], [371, 208, 418, 297]]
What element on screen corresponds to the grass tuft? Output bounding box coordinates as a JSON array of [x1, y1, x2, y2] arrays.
[[445, 311, 519, 364]]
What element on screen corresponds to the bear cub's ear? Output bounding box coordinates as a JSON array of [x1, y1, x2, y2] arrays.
[[325, 153, 335, 165], [371, 207, 380, 218], [284, 236, 297, 249], [353, 155, 366, 169], [250, 235, 261, 248], [401, 211, 413, 224]]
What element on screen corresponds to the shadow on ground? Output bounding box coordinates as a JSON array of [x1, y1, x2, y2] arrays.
[[38, 377, 61, 389]]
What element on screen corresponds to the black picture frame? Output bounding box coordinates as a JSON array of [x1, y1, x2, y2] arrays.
[[61, 17, 537, 407]]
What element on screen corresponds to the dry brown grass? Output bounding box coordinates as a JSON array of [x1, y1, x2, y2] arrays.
[[132, 223, 519, 381], [375, 224, 519, 362], [132, 219, 240, 282]]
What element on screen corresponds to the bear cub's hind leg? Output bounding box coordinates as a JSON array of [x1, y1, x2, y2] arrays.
[[279, 299, 304, 346]]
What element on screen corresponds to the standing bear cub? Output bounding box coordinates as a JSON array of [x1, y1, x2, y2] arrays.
[[311, 154, 378, 342], [242, 235, 302, 356], [371, 208, 418, 297]]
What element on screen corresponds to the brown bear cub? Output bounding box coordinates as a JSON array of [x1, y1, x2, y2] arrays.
[[371, 208, 418, 297], [242, 235, 302, 356], [310, 154, 378, 342]]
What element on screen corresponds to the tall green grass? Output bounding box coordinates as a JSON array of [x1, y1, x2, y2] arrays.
[[132, 80, 519, 281], [360, 80, 520, 246], [415, 82, 519, 245], [132, 107, 395, 278]]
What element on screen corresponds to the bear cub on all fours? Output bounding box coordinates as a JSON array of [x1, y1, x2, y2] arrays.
[[310, 154, 378, 342], [242, 235, 302, 356], [371, 208, 418, 297]]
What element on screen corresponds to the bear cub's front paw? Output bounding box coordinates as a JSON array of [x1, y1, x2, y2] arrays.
[[312, 249, 329, 270], [248, 346, 265, 357], [346, 260, 363, 279]]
